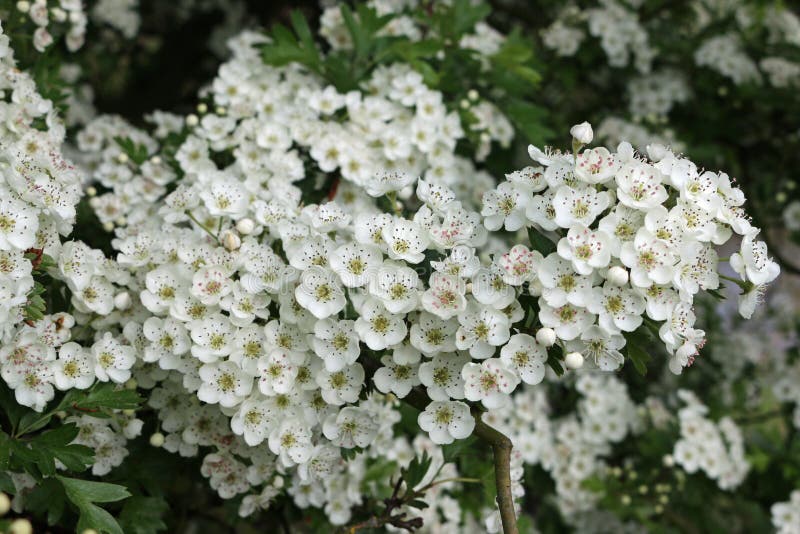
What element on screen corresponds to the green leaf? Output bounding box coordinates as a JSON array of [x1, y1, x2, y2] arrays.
[[58, 476, 130, 534], [527, 227, 557, 256], [401, 451, 433, 490], [67, 383, 143, 412], [623, 333, 653, 376], [58, 476, 131, 504], [118, 496, 169, 534], [442, 436, 477, 464]]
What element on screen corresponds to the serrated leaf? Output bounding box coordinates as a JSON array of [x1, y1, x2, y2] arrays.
[[58, 477, 131, 504], [68, 383, 143, 412]]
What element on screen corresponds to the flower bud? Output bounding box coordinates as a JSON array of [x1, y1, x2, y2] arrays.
[[114, 291, 131, 310], [222, 230, 242, 251], [662, 454, 674, 467], [117, 152, 129, 164], [236, 218, 255, 235], [122, 409, 135, 417], [273, 475, 284, 489], [467, 89, 479, 101], [124, 378, 138, 390], [102, 221, 115, 232], [51, 7, 67, 22], [150, 155, 162, 165], [82, 530, 99, 534], [565, 351, 584, 370], [16, 1, 30, 13], [0, 492, 10, 515], [86, 186, 97, 197], [186, 114, 199, 127], [9, 519, 32, 534], [149, 432, 165, 447], [569, 121, 593, 144], [607, 266, 629, 286], [535, 328, 556, 347], [197, 103, 208, 114]]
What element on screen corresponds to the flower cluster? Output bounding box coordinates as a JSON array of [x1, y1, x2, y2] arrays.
[[5, 0, 88, 52], [772, 490, 800, 534], [670, 390, 748, 490]]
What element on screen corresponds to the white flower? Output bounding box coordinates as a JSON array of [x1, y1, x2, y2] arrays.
[[419, 353, 469, 401], [462, 358, 519, 409], [418, 401, 475, 444], [316, 363, 364, 405], [455, 304, 511, 359], [557, 225, 612, 275], [0, 194, 39, 251], [364, 170, 417, 197], [421, 272, 467, 319], [383, 218, 429, 264], [190, 313, 235, 363], [575, 147, 617, 184], [142, 317, 190, 363], [54, 342, 95, 390], [538, 253, 593, 307], [409, 312, 458, 355], [373, 355, 420, 398], [538, 299, 596, 341], [191, 265, 233, 305], [198, 360, 253, 407], [91, 333, 135, 384], [269, 419, 313, 467], [615, 161, 668, 210], [553, 185, 611, 228], [322, 407, 379, 449], [231, 395, 276, 447], [329, 243, 382, 287], [368, 261, 420, 314], [620, 228, 676, 287], [499, 333, 547, 385], [566, 326, 625, 371], [730, 233, 780, 286], [354, 297, 408, 350], [309, 319, 360, 372], [258, 350, 300, 396], [482, 182, 529, 231], [497, 245, 541, 286], [471, 265, 515, 309], [295, 266, 346, 319], [199, 178, 248, 218], [586, 284, 646, 333]]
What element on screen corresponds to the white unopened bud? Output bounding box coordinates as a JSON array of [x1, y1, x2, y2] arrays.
[[16, 1, 30, 13], [115, 216, 127, 227], [186, 114, 199, 127], [236, 218, 255, 235], [114, 291, 131, 310], [569, 121, 593, 144], [460, 99, 470, 109], [0, 492, 10, 515], [124, 378, 137, 390], [565, 351, 584, 370], [150, 155, 162, 165], [122, 409, 135, 417], [215, 106, 226, 115], [273, 475, 284, 489], [776, 192, 787, 203], [82, 529, 99, 534], [197, 103, 208, 114], [222, 230, 241, 251], [607, 266, 629, 286], [535, 328, 556, 347], [102, 221, 115, 232], [9, 519, 32, 534], [86, 186, 97, 197], [116, 152, 129, 164], [467, 89, 479, 101], [149, 432, 165, 447], [663, 454, 674, 467]]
